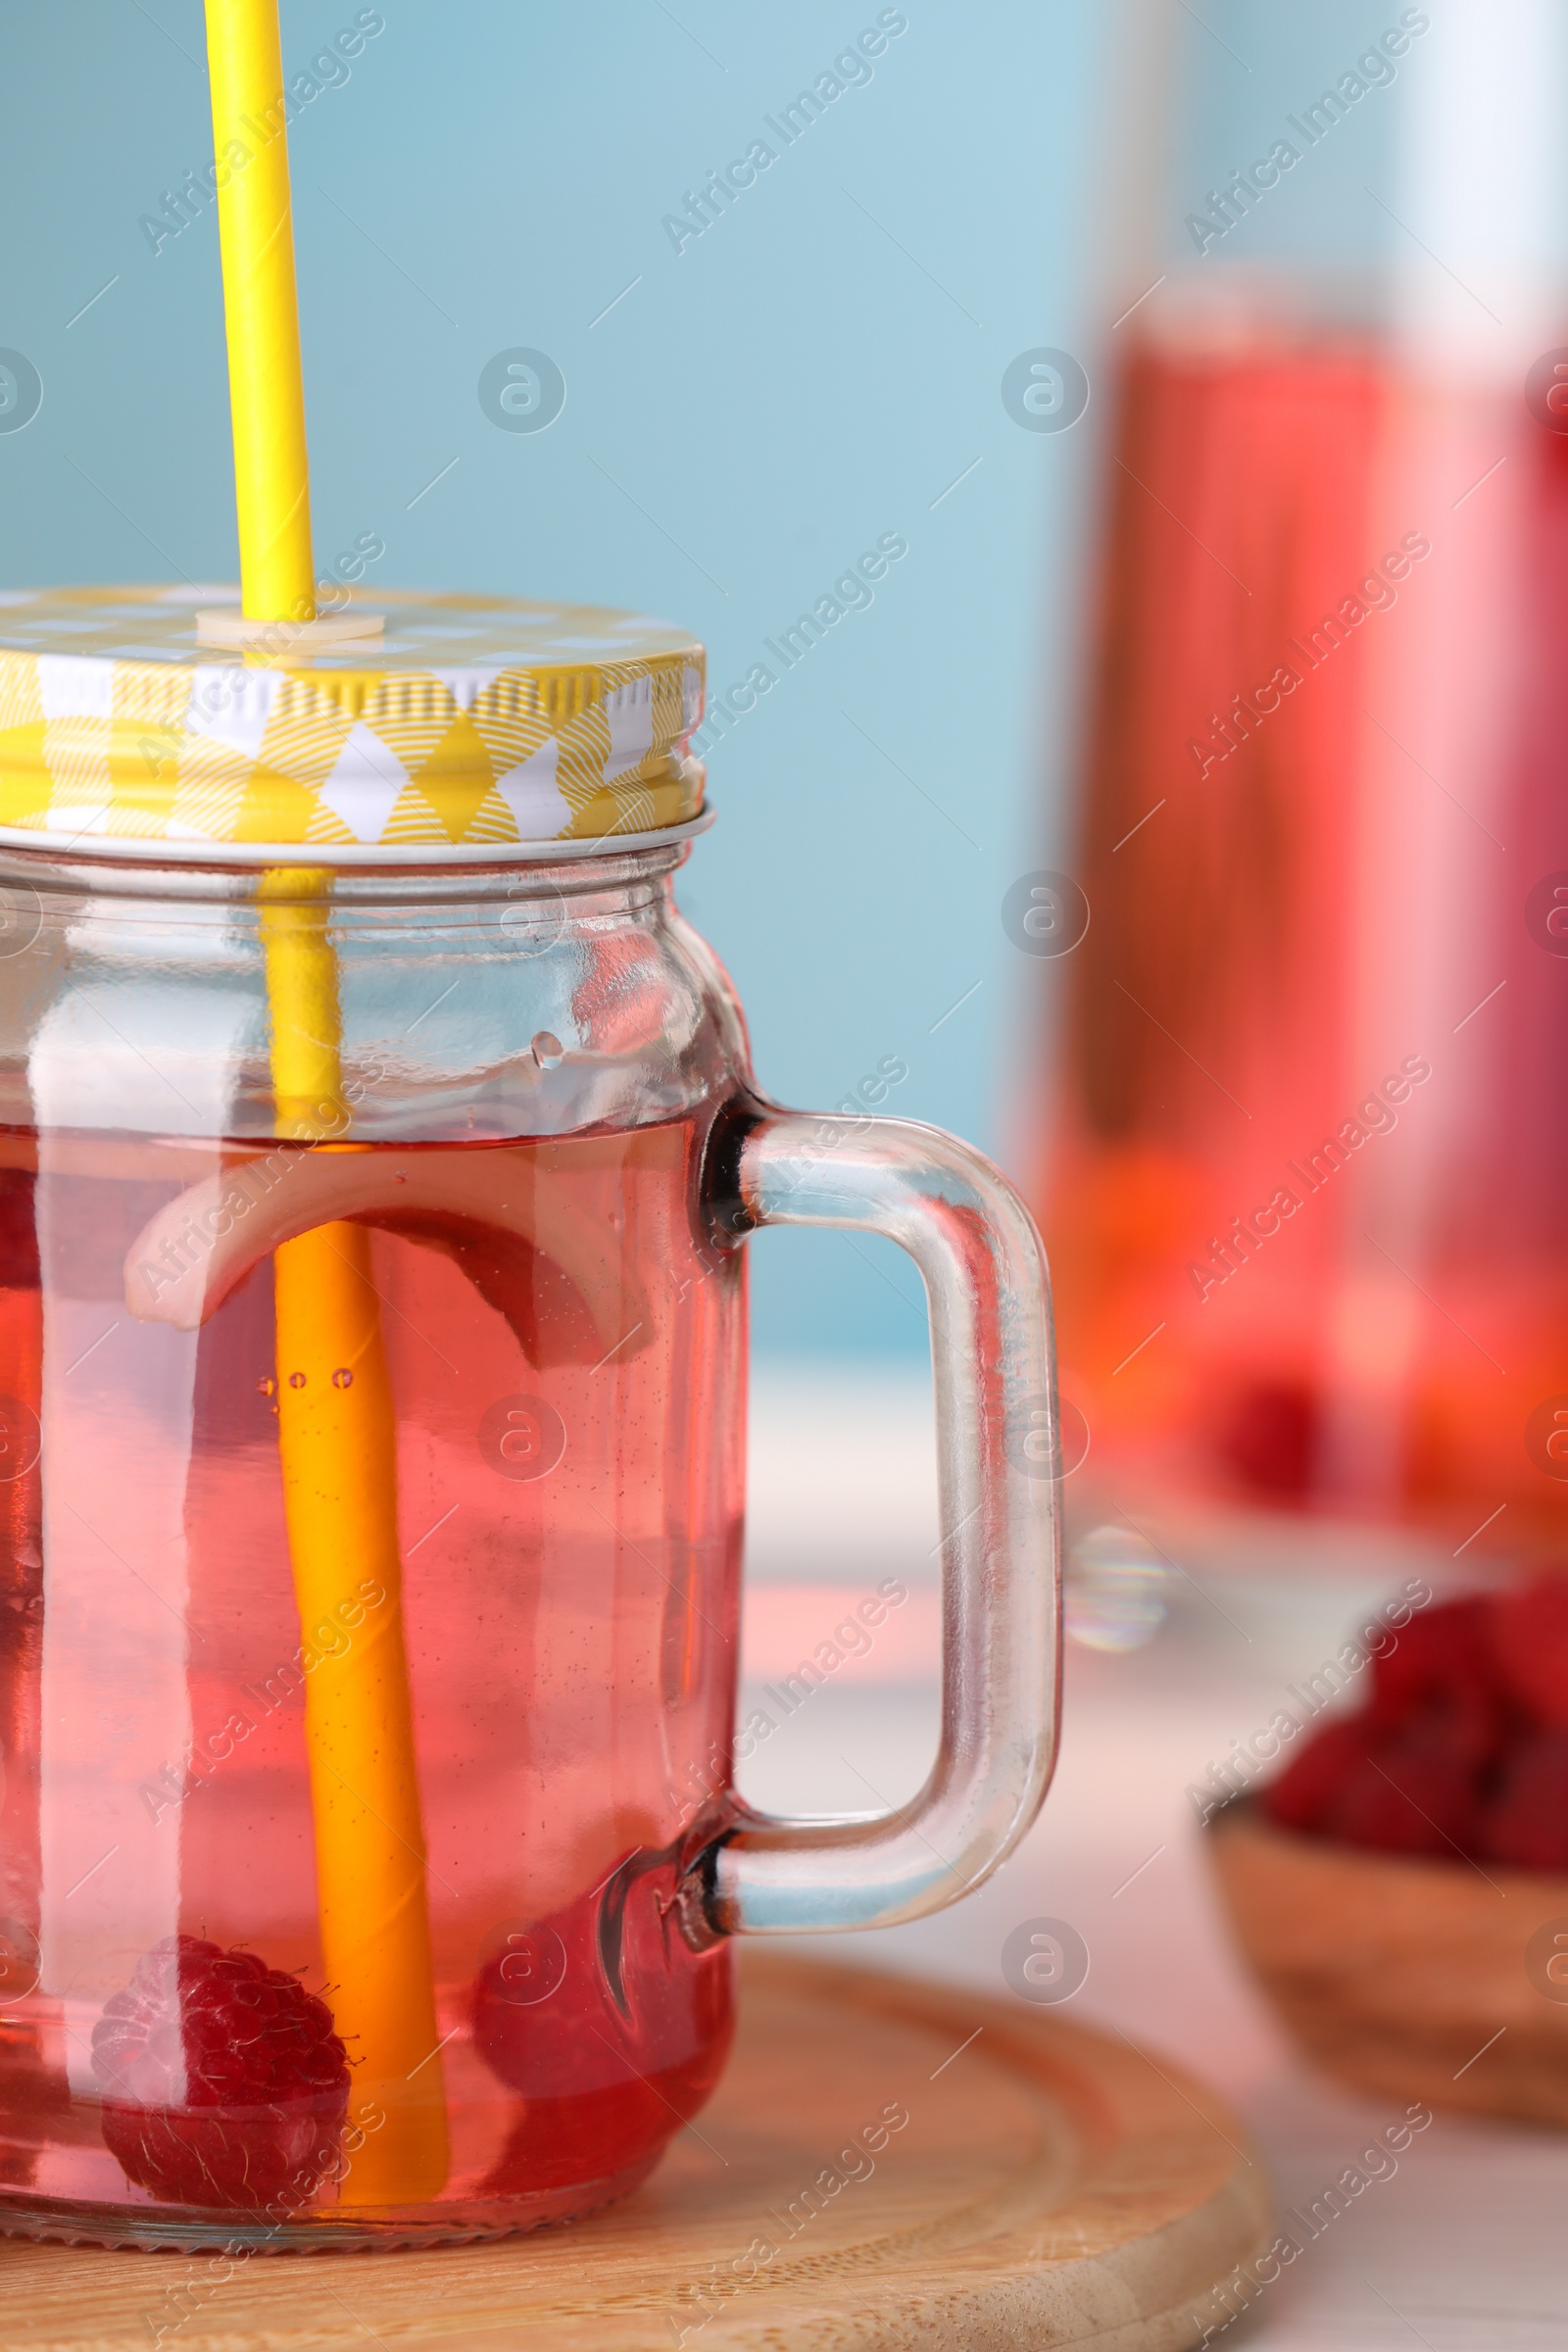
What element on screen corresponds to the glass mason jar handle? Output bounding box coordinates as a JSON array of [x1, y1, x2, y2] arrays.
[[687, 1102, 1062, 1941]]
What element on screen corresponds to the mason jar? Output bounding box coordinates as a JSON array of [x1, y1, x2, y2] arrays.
[[0, 588, 1058, 2247]]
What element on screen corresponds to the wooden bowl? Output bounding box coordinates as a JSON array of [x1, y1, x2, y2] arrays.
[[1206, 1797, 1568, 2125]]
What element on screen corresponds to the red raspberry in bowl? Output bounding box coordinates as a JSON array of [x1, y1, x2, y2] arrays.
[[1319, 1722, 1483, 1858], [1257, 1582, 1568, 1871], [1479, 1727, 1568, 1870], [1261, 1716, 1370, 1834], [1366, 1593, 1502, 1765], [1490, 1572, 1568, 1728], [91, 1936, 349, 2211]]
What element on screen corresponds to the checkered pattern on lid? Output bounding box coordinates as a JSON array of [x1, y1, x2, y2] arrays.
[[0, 587, 706, 851]]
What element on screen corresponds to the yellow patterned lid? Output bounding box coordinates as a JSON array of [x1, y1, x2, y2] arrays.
[[0, 586, 706, 856]]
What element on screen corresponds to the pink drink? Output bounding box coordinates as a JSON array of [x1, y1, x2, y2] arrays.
[[0, 1112, 743, 2241], [1039, 329, 1568, 1551]]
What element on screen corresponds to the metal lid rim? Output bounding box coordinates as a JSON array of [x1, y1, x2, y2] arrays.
[[0, 808, 714, 870]]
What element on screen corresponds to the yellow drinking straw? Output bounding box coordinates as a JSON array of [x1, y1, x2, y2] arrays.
[[204, 0, 315, 623], [205, 0, 449, 2200]]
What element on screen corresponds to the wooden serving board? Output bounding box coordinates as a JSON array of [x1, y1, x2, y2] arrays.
[[0, 1954, 1271, 2352]]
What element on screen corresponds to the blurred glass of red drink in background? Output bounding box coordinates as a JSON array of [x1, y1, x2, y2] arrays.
[[1036, 302, 1568, 1554]]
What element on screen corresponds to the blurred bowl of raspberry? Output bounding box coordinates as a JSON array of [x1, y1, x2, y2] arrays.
[[1206, 1571, 1568, 2125]]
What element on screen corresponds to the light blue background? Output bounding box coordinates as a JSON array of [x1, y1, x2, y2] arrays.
[[0, 2, 1442, 1357], [1172, 0, 1411, 268]]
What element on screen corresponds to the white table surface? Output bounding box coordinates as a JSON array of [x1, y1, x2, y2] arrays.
[[740, 1369, 1568, 2351]]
